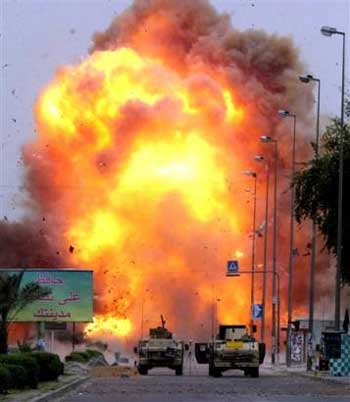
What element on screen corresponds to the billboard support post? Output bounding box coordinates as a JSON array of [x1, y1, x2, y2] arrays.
[[36, 322, 45, 351], [51, 330, 54, 353], [72, 322, 76, 352]]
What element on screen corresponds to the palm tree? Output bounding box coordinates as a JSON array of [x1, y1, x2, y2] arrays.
[[0, 270, 51, 354]]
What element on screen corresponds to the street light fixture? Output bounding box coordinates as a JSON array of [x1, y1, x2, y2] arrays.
[[321, 25, 346, 331], [255, 155, 269, 345], [299, 74, 317, 84], [260, 135, 279, 365], [278, 109, 297, 367], [278, 109, 294, 118], [243, 170, 257, 335], [243, 170, 257, 178], [260, 135, 272, 143], [254, 155, 265, 162], [299, 76, 310, 84], [321, 26, 338, 36], [299, 73, 321, 370]]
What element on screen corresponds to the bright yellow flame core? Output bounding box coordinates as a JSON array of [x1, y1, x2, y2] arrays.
[[235, 250, 244, 258], [85, 316, 132, 337], [69, 211, 124, 262], [118, 134, 227, 222], [36, 47, 247, 338]]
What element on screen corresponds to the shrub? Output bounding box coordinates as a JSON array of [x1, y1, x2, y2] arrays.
[[65, 350, 104, 364], [65, 351, 90, 363], [86, 341, 108, 351], [31, 352, 64, 381], [0, 365, 11, 391], [17, 340, 33, 353], [0, 354, 39, 389], [85, 349, 103, 359], [6, 364, 28, 389], [0, 365, 11, 393]]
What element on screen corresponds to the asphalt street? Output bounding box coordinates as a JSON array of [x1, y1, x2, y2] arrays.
[[57, 367, 350, 402]]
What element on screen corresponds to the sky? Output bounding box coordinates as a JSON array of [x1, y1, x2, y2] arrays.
[[0, 0, 349, 219]]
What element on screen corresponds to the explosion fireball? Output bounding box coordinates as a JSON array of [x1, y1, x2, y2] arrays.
[[36, 45, 249, 338], [1, 0, 316, 342]]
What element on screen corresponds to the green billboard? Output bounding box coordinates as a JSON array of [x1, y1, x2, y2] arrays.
[[0, 269, 93, 322]]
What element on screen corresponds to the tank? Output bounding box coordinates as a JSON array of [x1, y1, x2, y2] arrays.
[[134, 315, 185, 375], [195, 325, 265, 378]]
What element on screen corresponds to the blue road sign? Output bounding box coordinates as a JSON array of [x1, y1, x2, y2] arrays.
[[252, 304, 263, 319], [226, 260, 239, 276]]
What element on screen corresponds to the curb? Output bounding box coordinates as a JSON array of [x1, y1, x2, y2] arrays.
[[284, 369, 350, 387], [28, 376, 90, 402], [293, 372, 350, 386], [263, 365, 350, 386]]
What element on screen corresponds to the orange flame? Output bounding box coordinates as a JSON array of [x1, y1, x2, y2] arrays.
[[33, 45, 261, 340], [85, 316, 132, 338]]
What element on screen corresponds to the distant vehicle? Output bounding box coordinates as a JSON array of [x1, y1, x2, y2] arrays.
[[195, 325, 265, 378], [134, 315, 186, 375]]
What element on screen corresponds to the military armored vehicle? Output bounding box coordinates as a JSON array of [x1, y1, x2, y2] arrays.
[[135, 315, 185, 375], [195, 325, 265, 377]]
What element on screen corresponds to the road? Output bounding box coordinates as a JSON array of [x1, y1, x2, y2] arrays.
[[57, 367, 350, 402]]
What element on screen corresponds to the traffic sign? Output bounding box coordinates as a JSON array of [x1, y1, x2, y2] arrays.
[[226, 260, 239, 276], [251, 304, 263, 319]]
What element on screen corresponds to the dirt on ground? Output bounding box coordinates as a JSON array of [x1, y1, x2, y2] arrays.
[[89, 366, 138, 378]]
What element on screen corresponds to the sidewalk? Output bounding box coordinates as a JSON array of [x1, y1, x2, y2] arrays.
[[2, 373, 89, 402], [263, 362, 350, 386]]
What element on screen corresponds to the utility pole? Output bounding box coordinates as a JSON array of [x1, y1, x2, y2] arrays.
[[320, 26, 346, 331], [260, 135, 279, 364], [243, 170, 258, 335], [250, 173, 257, 334], [254, 155, 270, 344], [261, 164, 269, 343], [278, 110, 297, 367], [335, 31, 346, 330], [287, 114, 297, 367], [299, 74, 321, 370]]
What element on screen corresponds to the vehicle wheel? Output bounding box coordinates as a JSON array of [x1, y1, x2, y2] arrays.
[[243, 369, 249, 377], [138, 365, 148, 375], [251, 367, 259, 378], [175, 366, 183, 376]]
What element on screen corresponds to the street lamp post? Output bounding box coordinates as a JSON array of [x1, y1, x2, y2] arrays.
[[215, 298, 221, 331], [254, 155, 270, 344], [321, 25, 346, 331], [299, 74, 321, 370], [278, 109, 297, 367], [140, 289, 150, 339], [260, 135, 279, 365], [244, 170, 258, 335], [211, 284, 215, 342]]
